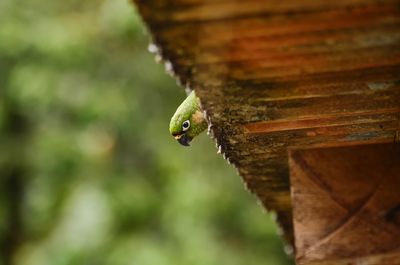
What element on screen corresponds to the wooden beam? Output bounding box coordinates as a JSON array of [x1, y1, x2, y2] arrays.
[[289, 143, 400, 265], [244, 108, 400, 134]]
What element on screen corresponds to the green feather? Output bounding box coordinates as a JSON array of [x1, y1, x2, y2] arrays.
[[169, 91, 207, 145]]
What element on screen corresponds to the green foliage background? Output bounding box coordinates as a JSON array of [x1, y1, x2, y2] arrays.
[[0, 0, 293, 264]]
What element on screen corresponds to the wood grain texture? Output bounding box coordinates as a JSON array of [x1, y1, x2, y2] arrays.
[[133, 0, 400, 248], [301, 251, 400, 265], [289, 143, 400, 264]]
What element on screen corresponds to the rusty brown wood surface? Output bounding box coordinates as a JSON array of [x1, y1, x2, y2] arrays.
[[133, 0, 400, 247], [300, 252, 400, 265], [289, 143, 400, 264]]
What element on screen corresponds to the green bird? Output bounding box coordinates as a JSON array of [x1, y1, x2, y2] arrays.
[[169, 91, 207, 146]]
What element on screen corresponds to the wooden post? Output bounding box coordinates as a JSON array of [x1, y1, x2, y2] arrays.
[[289, 143, 400, 265]]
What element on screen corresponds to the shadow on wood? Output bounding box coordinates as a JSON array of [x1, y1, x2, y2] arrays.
[[289, 143, 400, 265]]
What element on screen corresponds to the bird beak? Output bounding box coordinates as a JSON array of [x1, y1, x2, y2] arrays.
[[174, 134, 191, 146]]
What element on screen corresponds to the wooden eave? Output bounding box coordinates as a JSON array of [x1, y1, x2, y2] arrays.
[[133, 0, 400, 247]]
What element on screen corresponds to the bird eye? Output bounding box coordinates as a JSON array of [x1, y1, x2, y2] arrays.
[[182, 120, 190, 131]]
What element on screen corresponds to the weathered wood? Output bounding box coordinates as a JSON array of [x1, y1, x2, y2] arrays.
[[133, 0, 400, 248], [302, 252, 400, 265], [289, 143, 400, 265]]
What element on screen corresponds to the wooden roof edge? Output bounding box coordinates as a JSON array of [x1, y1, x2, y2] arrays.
[[131, 0, 400, 254], [131, 1, 297, 250]]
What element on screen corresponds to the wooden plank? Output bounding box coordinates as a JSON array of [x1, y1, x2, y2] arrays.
[[244, 108, 400, 134], [303, 252, 400, 265], [137, 0, 400, 24], [289, 143, 400, 264]]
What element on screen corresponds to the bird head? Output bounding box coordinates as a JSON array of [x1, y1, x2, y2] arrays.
[[169, 91, 207, 146]]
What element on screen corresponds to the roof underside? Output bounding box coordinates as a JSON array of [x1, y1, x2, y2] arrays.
[[133, 0, 400, 246]]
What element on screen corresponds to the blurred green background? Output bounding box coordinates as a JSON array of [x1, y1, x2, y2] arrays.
[[0, 0, 292, 264]]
